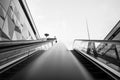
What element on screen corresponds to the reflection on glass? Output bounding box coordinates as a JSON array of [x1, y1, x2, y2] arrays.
[[73, 40, 120, 72]]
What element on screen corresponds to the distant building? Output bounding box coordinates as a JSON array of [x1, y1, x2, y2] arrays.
[[97, 20, 120, 59], [0, 0, 40, 41], [104, 20, 120, 40]]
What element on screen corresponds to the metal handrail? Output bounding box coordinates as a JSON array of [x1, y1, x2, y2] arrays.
[[0, 38, 56, 47], [73, 39, 120, 79], [73, 39, 120, 61], [0, 38, 56, 73], [74, 39, 120, 44], [0, 38, 56, 53]]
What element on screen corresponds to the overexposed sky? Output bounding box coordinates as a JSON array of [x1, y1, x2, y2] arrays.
[[26, 0, 120, 48]]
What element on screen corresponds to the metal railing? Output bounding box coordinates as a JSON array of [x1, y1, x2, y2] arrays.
[[73, 39, 120, 78], [0, 38, 56, 73]]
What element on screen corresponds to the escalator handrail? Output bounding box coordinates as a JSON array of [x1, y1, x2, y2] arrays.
[[74, 39, 120, 44], [73, 39, 120, 79], [0, 38, 56, 52]]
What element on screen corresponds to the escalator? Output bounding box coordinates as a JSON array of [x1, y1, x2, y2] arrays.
[[1, 49, 118, 80], [72, 50, 116, 80], [0, 39, 56, 80], [73, 39, 120, 80], [0, 50, 45, 80], [0, 39, 120, 80]]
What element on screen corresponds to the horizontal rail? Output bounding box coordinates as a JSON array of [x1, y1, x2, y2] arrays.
[[73, 39, 120, 79], [74, 49, 120, 79], [74, 39, 120, 44], [0, 38, 56, 52], [0, 38, 56, 73], [0, 38, 56, 48]]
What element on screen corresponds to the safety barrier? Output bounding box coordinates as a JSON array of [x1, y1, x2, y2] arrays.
[[0, 38, 56, 73], [73, 39, 120, 79]]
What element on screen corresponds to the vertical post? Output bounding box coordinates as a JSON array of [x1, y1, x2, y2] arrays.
[[87, 42, 91, 54], [113, 45, 120, 61], [92, 42, 98, 58]]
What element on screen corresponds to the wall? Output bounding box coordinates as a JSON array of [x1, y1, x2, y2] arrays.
[[0, 0, 38, 41]]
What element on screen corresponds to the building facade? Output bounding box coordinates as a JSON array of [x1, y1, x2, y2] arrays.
[[104, 20, 120, 40], [0, 0, 40, 41], [97, 20, 120, 60]]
